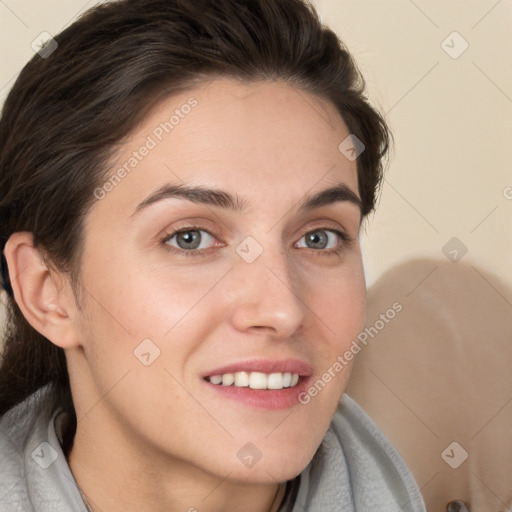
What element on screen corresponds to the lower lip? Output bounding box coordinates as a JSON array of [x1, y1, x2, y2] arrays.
[[203, 377, 311, 410]]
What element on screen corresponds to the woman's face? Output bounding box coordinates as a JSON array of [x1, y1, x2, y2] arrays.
[[70, 78, 366, 483]]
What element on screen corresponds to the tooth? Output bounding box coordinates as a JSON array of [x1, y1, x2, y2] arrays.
[[267, 373, 283, 390], [234, 371, 249, 387], [209, 371, 302, 389], [249, 372, 268, 389], [222, 373, 235, 386]]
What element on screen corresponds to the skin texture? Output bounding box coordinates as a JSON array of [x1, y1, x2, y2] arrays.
[[6, 78, 367, 511]]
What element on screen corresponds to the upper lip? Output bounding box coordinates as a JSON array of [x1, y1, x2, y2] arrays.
[[202, 358, 313, 378]]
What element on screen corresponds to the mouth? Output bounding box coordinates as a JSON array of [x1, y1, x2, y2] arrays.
[[202, 359, 312, 410]]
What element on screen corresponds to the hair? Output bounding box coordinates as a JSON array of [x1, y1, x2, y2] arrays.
[[0, 0, 391, 449]]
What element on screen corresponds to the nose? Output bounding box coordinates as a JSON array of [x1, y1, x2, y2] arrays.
[[227, 241, 305, 339]]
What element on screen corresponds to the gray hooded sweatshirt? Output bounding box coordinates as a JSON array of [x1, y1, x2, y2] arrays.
[[0, 387, 426, 511]]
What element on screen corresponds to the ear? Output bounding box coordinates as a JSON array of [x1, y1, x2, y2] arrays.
[[4, 232, 82, 349]]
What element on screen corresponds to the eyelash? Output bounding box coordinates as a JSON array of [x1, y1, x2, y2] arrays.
[[160, 224, 353, 257]]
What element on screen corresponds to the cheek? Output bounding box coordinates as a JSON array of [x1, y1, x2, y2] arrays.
[[308, 256, 367, 347], [331, 279, 365, 330], [76, 253, 233, 389], [82, 247, 221, 333], [301, 256, 366, 408]]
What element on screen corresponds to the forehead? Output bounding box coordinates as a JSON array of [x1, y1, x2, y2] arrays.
[[92, 78, 359, 218]]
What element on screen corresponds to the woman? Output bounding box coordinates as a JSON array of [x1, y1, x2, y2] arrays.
[[0, 0, 426, 510]]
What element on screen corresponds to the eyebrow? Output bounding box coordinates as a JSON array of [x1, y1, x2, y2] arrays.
[[131, 182, 363, 217]]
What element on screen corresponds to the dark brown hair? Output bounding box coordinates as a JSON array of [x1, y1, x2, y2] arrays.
[[0, 0, 391, 445]]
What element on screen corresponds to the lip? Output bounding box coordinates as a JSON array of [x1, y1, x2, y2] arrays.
[[201, 358, 313, 410]]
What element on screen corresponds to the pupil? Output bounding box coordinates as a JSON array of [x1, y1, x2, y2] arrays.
[[178, 231, 200, 249], [307, 231, 327, 249]]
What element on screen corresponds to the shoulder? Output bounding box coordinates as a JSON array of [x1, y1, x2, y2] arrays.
[[0, 391, 44, 511], [332, 394, 426, 511], [333, 393, 415, 470], [0, 388, 87, 512]]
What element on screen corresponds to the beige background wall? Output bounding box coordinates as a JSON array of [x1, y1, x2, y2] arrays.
[[313, 0, 512, 291], [1, 1, 511, 511], [312, 3, 512, 510]]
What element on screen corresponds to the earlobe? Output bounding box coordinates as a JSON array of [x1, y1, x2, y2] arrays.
[[3, 232, 81, 349]]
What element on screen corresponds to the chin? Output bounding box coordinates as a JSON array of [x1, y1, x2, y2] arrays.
[[223, 456, 312, 485], [223, 437, 319, 484]]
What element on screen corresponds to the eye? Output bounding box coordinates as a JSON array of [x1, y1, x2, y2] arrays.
[[163, 228, 217, 252], [295, 229, 347, 252]]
